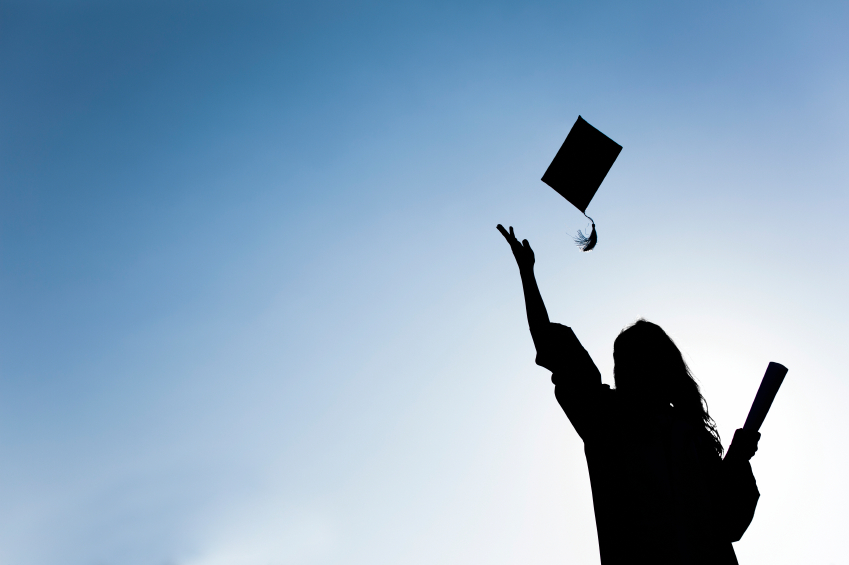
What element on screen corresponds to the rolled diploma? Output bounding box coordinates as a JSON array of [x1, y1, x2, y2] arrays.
[[743, 362, 789, 432]]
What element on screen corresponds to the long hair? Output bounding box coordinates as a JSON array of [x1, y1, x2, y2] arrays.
[[613, 319, 723, 458]]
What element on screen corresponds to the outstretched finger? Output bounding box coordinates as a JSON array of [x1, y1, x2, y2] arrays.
[[496, 224, 509, 239]]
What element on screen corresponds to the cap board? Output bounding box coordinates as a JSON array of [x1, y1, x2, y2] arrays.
[[541, 116, 622, 213]]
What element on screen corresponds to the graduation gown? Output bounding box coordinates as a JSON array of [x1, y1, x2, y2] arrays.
[[537, 324, 759, 565]]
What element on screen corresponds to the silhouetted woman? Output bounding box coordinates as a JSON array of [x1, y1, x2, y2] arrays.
[[497, 225, 761, 565]]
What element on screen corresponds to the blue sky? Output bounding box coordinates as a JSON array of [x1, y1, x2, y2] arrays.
[[1, 1, 848, 563]]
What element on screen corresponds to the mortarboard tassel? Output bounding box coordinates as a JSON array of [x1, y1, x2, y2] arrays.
[[573, 214, 597, 252]]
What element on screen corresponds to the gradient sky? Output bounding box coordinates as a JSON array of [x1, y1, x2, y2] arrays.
[[1, 1, 848, 564]]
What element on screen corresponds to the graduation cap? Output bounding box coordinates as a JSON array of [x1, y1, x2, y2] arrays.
[[541, 116, 622, 251]]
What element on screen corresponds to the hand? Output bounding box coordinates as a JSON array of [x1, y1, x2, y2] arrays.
[[497, 224, 535, 271], [726, 428, 761, 462]]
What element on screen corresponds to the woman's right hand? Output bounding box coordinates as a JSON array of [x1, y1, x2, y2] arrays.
[[497, 224, 535, 271]]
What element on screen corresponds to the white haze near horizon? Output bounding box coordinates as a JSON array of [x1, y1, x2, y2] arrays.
[[1, 1, 847, 564]]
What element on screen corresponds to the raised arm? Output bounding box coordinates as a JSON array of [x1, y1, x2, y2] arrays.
[[497, 225, 602, 433], [496, 225, 550, 349]]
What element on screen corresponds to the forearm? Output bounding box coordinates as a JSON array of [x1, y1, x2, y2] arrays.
[[719, 429, 761, 541], [518, 266, 550, 347], [719, 458, 760, 541]]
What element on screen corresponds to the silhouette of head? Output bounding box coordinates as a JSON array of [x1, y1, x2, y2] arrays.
[[613, 319, 723, 456]]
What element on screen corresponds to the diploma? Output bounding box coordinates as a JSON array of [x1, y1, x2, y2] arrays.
[[743, 362, 789, 432]]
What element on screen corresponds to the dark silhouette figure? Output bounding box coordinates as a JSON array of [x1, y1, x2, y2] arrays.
[[497, 224, 761, 565]]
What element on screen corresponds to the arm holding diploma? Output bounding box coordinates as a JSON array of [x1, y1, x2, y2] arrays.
[[719, 362, 788, 541]]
